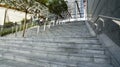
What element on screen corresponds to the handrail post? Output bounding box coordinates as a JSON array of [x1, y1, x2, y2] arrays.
[[43, 22, 46, 31]]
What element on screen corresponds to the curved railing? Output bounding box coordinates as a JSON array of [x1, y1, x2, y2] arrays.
[[92, 15, 120, 67]]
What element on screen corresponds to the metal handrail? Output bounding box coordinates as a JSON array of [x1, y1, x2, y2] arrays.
[[93, 15, 120, 67], [94, 15, 120, 23], [99, 15, 120, 21]]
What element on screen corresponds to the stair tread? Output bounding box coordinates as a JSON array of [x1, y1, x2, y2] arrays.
[[0, 44, 105, 57], [0, 58, 41, 67], [0, 43, 104, 51], [0, 39, 99, 44], [1, 51, 110, 66]]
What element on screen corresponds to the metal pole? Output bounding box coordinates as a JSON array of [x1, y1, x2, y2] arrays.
[[37, 26, 40, 34], [43, 22, 46, 31], [75, 0, 82, 18], [15, 25, 17, 37]]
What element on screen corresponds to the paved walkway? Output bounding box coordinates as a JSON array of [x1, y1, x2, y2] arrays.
[[0, 21, 113, 67]]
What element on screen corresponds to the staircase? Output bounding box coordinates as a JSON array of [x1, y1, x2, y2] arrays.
[[0, 21, 113, 67]]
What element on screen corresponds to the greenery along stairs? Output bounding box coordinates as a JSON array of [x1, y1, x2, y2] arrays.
[[0, 19, 37, 36]]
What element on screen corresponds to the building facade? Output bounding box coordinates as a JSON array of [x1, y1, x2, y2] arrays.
[[65, 0, 85, 19], [87, 0, 120, 46]]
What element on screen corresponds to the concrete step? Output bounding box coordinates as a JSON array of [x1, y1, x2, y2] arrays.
[[0, 58, 41, 67], [0, 37, 98, 41], [0, 50, 77, 67], [0, 21, 113, 67], [0, 42, 104, 51], [0, 47, 107, 62], [0, 44, 106, 57], [0, 50, 110, 67], [0, 36, 98, 40], [0, 39, 101, 46], [5, 21, 91, 38], [0, 44, 105, 55], [0, 38, 100, 46], [0, 41, 100, 46], [77, 62, 113, 67]]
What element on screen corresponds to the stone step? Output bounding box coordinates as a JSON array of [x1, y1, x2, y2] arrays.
[[0, 45, 108, 62], [77, 62, 113, 67], [0, 42, 104, 51], [0, 58, 41, 67], [0, 44, 105, 55], [0, 47, 107, 61], [1, 36, 98, 39], [0, 34, 98, 39], [0, 52, 84, 67], [0, 50, 110, 67], [0, 40, 99, 46], [0, 39, 101, 46], [5, 22, 91, 38], [0, 21, 113, 67], [0, 38, 100, 46]]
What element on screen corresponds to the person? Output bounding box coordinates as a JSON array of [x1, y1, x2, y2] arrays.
[[39, 18, 44, 26]]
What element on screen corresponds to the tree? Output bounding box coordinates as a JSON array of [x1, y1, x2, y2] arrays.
[[6, 0, 36, 37], [1, 0, 68, 37], [0, 0, 2, 2], [35, 0, 68, 18], [0, 0, 10, 27]]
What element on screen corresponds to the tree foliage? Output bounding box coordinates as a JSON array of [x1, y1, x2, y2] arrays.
[[0, 0, 68, 37], [1, 0, 68, 18], [35, 0, 68, 18]]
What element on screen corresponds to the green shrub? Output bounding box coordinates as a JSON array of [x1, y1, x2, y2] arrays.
[[21, 19, 31, 24], [4, 22, 15, 28], [0, 22, 36, 36], [45, 21, 49, 25], [0, 28, 13, 36]]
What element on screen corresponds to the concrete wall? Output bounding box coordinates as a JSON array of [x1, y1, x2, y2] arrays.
[[87, 0, 120, 46], [0, 7, 31, 25]]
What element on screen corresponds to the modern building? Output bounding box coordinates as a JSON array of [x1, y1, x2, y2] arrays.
[[87, 0, 120, 45], [87, 0, 120, 67], [65, 0, 85, 18]]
